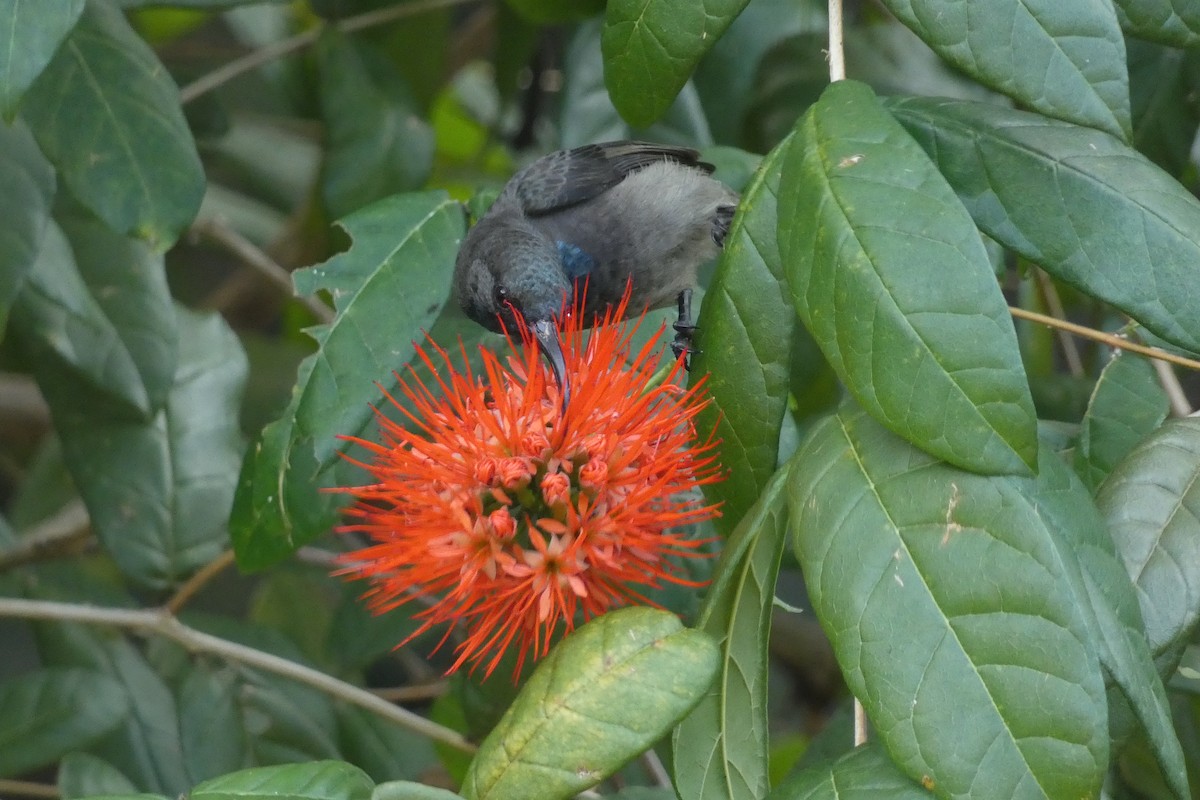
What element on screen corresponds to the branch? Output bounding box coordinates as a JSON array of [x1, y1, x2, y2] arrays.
[[0, 597, 475, 754], [827, 0, 846, 81], [0, 780, 58, 799], [179, 0, 478, 105], [0, 501, 91, 571], [1009, 307, 1200, 373]]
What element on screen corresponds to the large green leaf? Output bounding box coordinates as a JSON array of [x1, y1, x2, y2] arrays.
[[693, 135, 795, 530], [1074, 350, 1168, 492], [602, 0, 752, 128], [1115, 0, 1200, 48], [880, 0, 1130, 139], [1128, 40, 1200, 176], [1098, 419, 1200, 660], [1027, 443, 1188, 800], [178, 664, 247, 784], [372, 783, 463, 800], [887, 96, 1200, 355], [58, 753, 138, 800], [560, 19, 713, 148], [0, 120, 55, 338], [316, 30, 434, 220], [34, 622, 191, 796], [789, 404, 1108, 799], [230, 191, 464, 570], [21, 1, 203, 248], [672, 463, 792, 800], [767, 744, 931, 799], [462, 608, 719, 800], [192, 761, 374, 800], [0, 668, 129, 777], [778, 81, 1037, 476], [0, 0, 84, 118]]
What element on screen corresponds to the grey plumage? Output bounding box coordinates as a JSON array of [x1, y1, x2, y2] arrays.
[[452, 140, 738, 402]]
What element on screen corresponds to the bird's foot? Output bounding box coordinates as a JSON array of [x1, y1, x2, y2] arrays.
[[712, 204, 736, 248], [672, 288, 701, 371]]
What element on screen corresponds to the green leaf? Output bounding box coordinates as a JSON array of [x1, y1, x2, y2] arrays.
[[602, 0, 751, 128], [316, 30, 434, 220], [39, 307, 245, 589], [179, 664, 248, 784], [767, 744, 931, 799], [887, 96, 1200, 355], [11, 220, 164, 418], [461, 607, 719, 800], [34, 623, 191, 795], [672, 462, 793, 800], [0, 0, 84, 118], [58, 753, 138, 800], [693, 135, 795, 531], [230, 191, 464, 570], [0, 119, 55, 338], [1098, 418, 1200, 660], [1128, 40, 1200, 176], [21, 1, 203, 248], [373, 782, 462, 800], [880, 0, 1131, 139], [1074, 350, 1168, 491], [336, 705, 438, 784], [778, 81, 1037, 476], [788, 404, 1108, 800], [1026, 443, 1188, 800], [192, 761, 375, 800], [560, 19, 713, 148], [0, 668, 129, 778], [1115, 0, 1200, 48], [504, 0, 603, 23]]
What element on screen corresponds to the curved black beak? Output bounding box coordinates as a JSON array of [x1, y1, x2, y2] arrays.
[[532, 319, 569, 412]]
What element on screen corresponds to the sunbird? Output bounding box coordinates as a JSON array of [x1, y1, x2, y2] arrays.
[[453, 140, 738, 404]]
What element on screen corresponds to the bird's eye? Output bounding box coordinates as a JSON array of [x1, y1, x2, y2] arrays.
[[493, 285, 512, 308]]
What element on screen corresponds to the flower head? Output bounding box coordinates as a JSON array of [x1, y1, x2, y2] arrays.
[[335, 294, 721, 677]]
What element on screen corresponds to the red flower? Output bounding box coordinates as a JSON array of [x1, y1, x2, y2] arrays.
[[335, 295, 722, 677]]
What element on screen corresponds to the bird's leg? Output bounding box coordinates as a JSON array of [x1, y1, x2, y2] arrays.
[[671, 288, 700, 370]]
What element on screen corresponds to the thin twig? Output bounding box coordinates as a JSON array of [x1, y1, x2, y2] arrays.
[[191, 216, 335, 324], [0, 597, 475, 754], [0, 500, 91, 571], [827, 0, 846, 81], [0, 779, 59, 799], [178, 0, 478, 105], [1153, 359, 1193, 417], [372, 679, 450, 703], [1032, 271, 1084, 378], [639, 748, 671, 787], [1009, 307, 1200, 372], [853, 698, 868, 746], [164, 550, 237, 615]]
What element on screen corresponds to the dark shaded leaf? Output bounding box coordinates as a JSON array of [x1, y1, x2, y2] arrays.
[[1099, 418, 1200, 660], [1116, 0, 1200, 48], [0, 668, 129, 778], [888, 96, 1200, 355], [0, 0, 84, 118], [1074, 349, 1168, 492], [789, 404, 1108, 799], [767, 744, 930, 799], [192, 761, 374, 800], [461, 608, 719, 800], [673, 462, 792, 800], [779, 81, 1037, 476], [692, 135, 796, 531], [179, 664, 248, 784], [504, 0, 603, 23], [880, 0, 1131, 139], [1128, 40, 1200, 176], [0, 119, 55, 339], [230, 191, 464, 570], [21, 1, 203, 248], [602, 0, 752, 128], [336, 705, 437, 784], [58, 752, 138, 800], [317, 30, 434, 220]]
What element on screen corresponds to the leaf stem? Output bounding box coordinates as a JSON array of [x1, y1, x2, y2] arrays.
[[827, 0, 846, 82], [1032, 271, 1084, 378], [164, 549, 236, 614], [0, 597, 476, 754], [0, 780, 58, 799], [178, 0, 479, 105], [1009, 306, 1200, 373]]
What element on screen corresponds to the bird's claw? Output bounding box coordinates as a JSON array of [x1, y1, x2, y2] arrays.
[[672, 288, 700, 371]]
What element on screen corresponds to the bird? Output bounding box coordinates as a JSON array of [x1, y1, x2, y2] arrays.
[[453, 140, 738, 406]]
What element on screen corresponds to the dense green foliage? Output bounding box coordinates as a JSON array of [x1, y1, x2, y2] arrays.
[[2, 1, 1200, 798]]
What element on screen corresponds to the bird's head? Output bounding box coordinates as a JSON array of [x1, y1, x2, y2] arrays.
[[453, 217, 572, 407]]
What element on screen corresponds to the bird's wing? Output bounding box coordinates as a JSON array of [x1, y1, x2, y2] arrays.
[[514, 141, 711, 216]]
